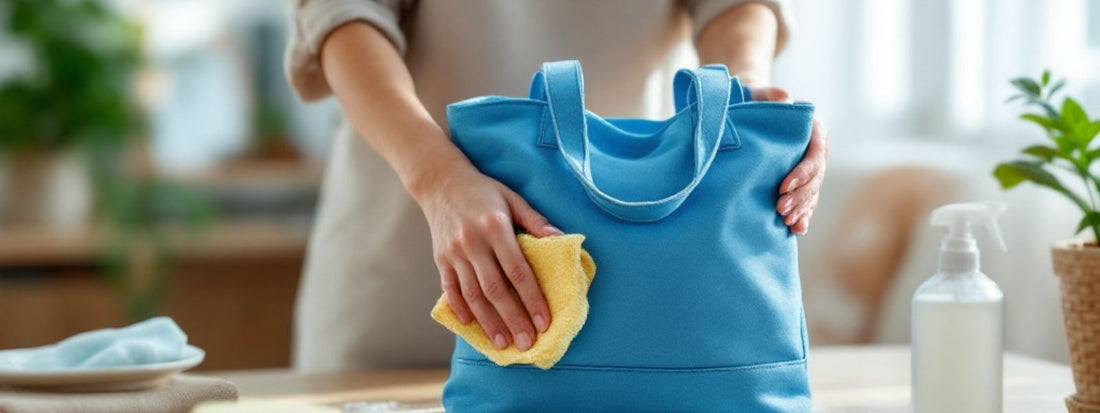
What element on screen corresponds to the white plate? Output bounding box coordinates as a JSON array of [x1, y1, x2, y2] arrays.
[[0, 345, 205, 392]]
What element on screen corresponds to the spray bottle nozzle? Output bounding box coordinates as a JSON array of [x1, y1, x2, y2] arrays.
[[930, 202, 1008, 252]]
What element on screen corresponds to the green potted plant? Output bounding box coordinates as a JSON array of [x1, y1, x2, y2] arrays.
[[0, 0, 142, 227], [995, 70, 1100, 412]]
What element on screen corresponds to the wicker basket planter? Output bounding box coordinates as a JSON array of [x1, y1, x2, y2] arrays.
[[1052, 240, 1100, 412]]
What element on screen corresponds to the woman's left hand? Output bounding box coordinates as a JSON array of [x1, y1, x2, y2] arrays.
[[748, 86, 829, 235]]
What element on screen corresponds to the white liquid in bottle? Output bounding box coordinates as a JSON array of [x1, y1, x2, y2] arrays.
[[912, 282, 1003, 413]]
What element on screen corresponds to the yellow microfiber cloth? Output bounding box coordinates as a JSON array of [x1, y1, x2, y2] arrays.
[[431, 233, 596, 370]]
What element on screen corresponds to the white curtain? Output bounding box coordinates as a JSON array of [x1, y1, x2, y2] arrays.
[[772, 0, 1098, 145], [759, 0, 1097, 362]]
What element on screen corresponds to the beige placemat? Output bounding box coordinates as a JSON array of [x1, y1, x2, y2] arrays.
[[0, 374, 237, 413]]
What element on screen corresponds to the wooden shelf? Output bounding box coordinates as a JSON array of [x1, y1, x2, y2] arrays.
[[0, 219, 309, 268], [166, 159, 324, 189]]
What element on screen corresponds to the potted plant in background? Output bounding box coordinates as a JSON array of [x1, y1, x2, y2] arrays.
[[995, 70, 1100, 412], [0, 0, 213, 320], [0, 0, 142, 228]]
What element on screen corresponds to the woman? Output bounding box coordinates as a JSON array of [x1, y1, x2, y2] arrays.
[[286, 0, 828, 372]]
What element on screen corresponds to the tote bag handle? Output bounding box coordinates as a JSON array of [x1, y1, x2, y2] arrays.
[[529, 60, 734, 222]]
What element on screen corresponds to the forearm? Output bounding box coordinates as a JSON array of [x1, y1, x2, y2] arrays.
[[320, 22, 474, 199], [695, 2, 783, 85]]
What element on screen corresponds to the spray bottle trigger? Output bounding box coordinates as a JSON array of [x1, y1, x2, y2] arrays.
[[929, 201, 1008, 252], [982, 203, 1008, 252]]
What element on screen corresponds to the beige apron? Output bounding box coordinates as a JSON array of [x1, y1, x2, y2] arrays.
[[290, 0, 793, 372]]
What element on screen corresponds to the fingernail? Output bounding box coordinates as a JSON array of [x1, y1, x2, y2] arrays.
[[786, 212, 800, 226], [458, 313, 471, 324], [785, 179, 800, 193], [493, 334, 508, 349], [533, 314, 548, 332], [779, 197, 793, 215], [543, 225, 564, 236], [515, 332, 533, 351]]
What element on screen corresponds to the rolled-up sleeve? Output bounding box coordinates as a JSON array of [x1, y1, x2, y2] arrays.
[[685, 0, 794, 45], [285, 0, 409, 101]]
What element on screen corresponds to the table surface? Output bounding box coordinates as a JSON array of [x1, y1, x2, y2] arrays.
[[212, 345, 1074, 412]]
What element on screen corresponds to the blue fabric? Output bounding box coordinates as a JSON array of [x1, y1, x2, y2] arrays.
[[0, 317, 190, 370], [443, 61, 815, 412]]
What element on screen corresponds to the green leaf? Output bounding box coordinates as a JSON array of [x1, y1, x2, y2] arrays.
[[1027, 97, 1061, 119], [1020, 113, 1057, 131], [1052, 133, 1076, 153], [1062, 98, 1088, 128], [1060, 98, 1096, 149], [1021, 145, 1063, 162], [993, 163, 1027, 189], [993, 160, 1091, 210], [1091, 175, 1100, 207], [994, 160, 1062, 189], [1076, 211, 1100, 234], [1087, 147, 1100, 161], [1074, 120, 1100, 150], [1011, 77, 1043, 97], [1005, 94, 1025, 104], [1042, 70, 1051, 86], [1048, 79, 1067, 98]]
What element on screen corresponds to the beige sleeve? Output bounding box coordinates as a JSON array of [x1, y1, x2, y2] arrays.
[[284, 0, 410, 102], [684, 0, 794, 44]]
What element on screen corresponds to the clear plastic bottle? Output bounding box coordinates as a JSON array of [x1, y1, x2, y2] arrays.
[[911, 202, 1006, 413]]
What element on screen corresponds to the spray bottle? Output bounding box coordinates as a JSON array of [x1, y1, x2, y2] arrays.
[[912, 202, 1007, 413]]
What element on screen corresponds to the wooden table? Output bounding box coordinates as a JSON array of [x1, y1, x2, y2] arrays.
[[213, 345, 1075, 412]]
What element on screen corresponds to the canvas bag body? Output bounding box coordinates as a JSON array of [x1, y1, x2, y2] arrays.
[[442, 61, 814, 412]]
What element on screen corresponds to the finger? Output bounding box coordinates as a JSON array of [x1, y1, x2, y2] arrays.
[[792, 192, 820, 218], [792, 218, 808, 235], [750, 86, 792, 103], [794, 210, 815, 234], [487, 224, 551, 334], [780, 120, 828, 194], [777, 193, 794, 216], [786, 175, 823, 215], [790, 196, 819, 229], [784, 208, 805, 227], [439, 263, 472, 324], [463, 229, 537, 351], [504, 189, 563, 237], [784, 195, 816, 226], [454, 257, 510, 349]]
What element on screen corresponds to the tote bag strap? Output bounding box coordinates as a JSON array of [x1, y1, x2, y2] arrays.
[[529, 60, 732, 222], [674, 64, 749, 110]]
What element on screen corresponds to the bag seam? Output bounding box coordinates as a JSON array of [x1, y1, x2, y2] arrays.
[[801, 309, 808, 359], [453, 357, 806, 374], [537, 109, 552, 149], [720, 116, 742, 151]]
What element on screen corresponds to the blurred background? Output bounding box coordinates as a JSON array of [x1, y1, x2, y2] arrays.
[[0, 0, 1096, 370]]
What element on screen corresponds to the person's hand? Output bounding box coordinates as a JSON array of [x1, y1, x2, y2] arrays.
[[413, 161, 562, 351], [748, 86, 829, 234]]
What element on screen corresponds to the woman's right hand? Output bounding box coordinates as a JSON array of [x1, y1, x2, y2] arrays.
[[412, 160, 562, 351], [318, 21, 559, 352]]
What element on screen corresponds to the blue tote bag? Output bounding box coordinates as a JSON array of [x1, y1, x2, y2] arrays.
[[442, 61, 815, 412]]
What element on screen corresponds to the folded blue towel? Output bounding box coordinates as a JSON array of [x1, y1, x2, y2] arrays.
[[0, 317, 190, 371]]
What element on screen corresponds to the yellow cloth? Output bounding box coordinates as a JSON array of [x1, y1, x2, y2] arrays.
[[431, 234, 596, 370]]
